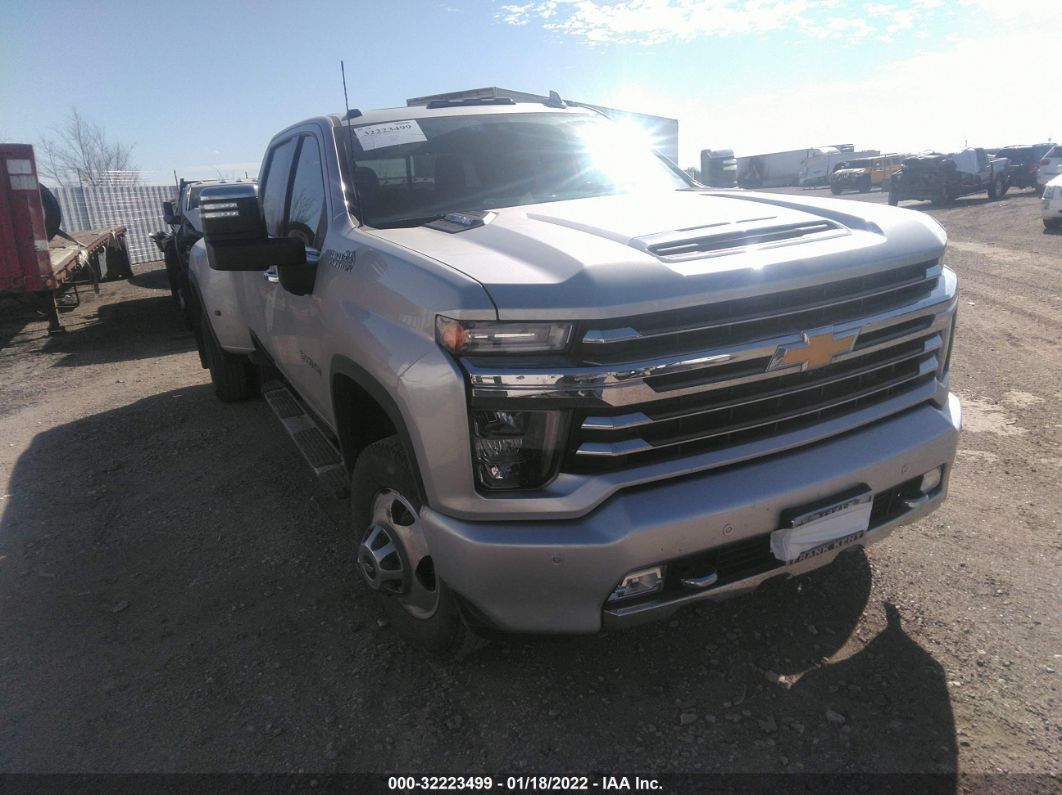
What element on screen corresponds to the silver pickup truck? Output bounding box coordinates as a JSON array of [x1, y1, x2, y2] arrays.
[[188, 98, 960, 657]]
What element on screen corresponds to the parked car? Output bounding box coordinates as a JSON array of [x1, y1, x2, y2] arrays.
[[187, 98, 959, 657], [830, 154, 904, 194], [1043, 174, 1062, 230], [798, 146, 879, 187], [888, 149, 1008, 206], [154, 177, 256, 313], [996, 144, 1054, 191], [1038, 145, 1062, 191]]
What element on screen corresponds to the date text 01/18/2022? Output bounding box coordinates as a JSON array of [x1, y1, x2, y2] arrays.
[[386, 775, 662, 791]]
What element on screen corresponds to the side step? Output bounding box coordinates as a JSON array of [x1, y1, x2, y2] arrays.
[[262, 381, 349, 499]]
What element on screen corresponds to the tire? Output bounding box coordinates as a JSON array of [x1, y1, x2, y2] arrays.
[[987, 177, 998, 200], [930, 183, 951, 206], [351, 436, 485, 660], [1045, 218, 1062, 231], [888, 188, 899, 207], [105, 237, 133, 280], [830, 184, 842, 195], [163, 243, 181, 304], [999, 176, 1009, 198], [39, 185, 62, 239], [200, 305, 258, 402], [859, 175, 871, 193]]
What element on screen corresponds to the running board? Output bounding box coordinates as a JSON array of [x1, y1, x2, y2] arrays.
[[262, 382, 349, 499]]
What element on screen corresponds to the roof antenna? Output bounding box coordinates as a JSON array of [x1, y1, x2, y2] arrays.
[[341, 60, 363, 227], [544, 90, 567, 109]]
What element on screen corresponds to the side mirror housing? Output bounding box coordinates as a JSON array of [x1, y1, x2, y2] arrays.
[[200, 184, 307, 272], [162, 200, 178, 225]]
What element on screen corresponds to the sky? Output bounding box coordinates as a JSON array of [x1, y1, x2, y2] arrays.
[[1, 0, 1057, 183]]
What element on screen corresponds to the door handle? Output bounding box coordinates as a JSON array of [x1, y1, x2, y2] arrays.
[[264, 267, 279, 284]]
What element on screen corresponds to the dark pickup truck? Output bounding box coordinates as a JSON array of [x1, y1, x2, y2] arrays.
[[888, 148, 1008, 206]]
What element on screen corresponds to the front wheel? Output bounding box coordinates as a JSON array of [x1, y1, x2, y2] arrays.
[[1045, 218, 1062, 231], [351, 437, 484, 659], [200, 305, 258, 402], [888, 187, 899, 206], [859, 175, 871, 193], [987, 176, 999, 200]]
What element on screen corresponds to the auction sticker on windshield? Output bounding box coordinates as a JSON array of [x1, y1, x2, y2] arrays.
[[354, 120, 427, 151]]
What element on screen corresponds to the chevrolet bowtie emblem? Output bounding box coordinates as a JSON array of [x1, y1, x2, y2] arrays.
[[768, 329, 859, 372]]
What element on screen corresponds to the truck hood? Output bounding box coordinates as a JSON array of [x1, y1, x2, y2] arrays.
[[367, 190, 947, 321]]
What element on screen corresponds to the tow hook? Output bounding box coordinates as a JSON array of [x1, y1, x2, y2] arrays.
[[681, 570, 720, 590]]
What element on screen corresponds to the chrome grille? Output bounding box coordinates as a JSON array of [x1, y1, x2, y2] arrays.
[[566, 332, 941, 472], [578, 260, 940, 363], [463, 260, 956, 478]]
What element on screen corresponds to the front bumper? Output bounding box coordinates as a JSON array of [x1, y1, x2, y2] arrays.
[[420, 393, 961, 634]]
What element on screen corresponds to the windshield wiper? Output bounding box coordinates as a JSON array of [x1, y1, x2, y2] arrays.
[[373, 215, 447, 229], [374, 210, 496, 233]]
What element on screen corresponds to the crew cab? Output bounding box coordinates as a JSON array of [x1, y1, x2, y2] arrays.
[[188, 98, 961, 656]]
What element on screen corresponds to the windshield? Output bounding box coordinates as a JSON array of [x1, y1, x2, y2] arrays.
[[338, 112, 689, 228], [845, 158, 875, 168]]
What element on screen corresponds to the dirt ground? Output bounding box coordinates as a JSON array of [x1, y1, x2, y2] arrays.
[[0, 187, 1059, 788]]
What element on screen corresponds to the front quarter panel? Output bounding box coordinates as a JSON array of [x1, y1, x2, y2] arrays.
[[316, 223, 496, 485]]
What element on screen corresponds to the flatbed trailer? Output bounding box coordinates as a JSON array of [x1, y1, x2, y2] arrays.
[[1, 143, 131, 333]]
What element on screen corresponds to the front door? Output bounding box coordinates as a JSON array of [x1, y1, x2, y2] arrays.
[[269, 134, 329, 417]]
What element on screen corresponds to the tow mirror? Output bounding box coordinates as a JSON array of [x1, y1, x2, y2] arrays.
[[200, 184, 306, 272], [162, 200, 178, 225]]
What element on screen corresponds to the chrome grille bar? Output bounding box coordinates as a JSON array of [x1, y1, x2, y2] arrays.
[[466, 289, 954, 408], [580, 335, 942, 432], [581, 262, 942, 347], [576, 355, 939, 458]]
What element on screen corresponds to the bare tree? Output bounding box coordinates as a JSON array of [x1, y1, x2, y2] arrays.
[[38, 107, 138, 186]]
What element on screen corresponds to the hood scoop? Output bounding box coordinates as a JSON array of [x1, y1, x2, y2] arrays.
[[636, 218, 847, 261]]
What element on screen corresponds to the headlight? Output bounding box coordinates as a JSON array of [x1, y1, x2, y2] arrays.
[[471, 410, 567, 490], [436, 316, 573, 355], [1044, 186, 1056, 199]]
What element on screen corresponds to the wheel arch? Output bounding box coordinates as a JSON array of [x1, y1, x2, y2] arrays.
[[330, 356, 426, 501]]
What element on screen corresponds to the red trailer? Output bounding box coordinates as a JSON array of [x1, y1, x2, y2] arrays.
[[0, 144, 131, 334]]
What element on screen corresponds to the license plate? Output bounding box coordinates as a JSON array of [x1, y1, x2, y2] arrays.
[[771, 488, 873, 564]]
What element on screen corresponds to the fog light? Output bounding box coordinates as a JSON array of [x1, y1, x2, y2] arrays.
[[920, 466, 943, 494], [608, 566, 665, 603]]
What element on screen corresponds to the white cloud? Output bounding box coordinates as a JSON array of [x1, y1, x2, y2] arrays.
[[498, 0, 1062, 45], [497, 0, 944, 44]]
